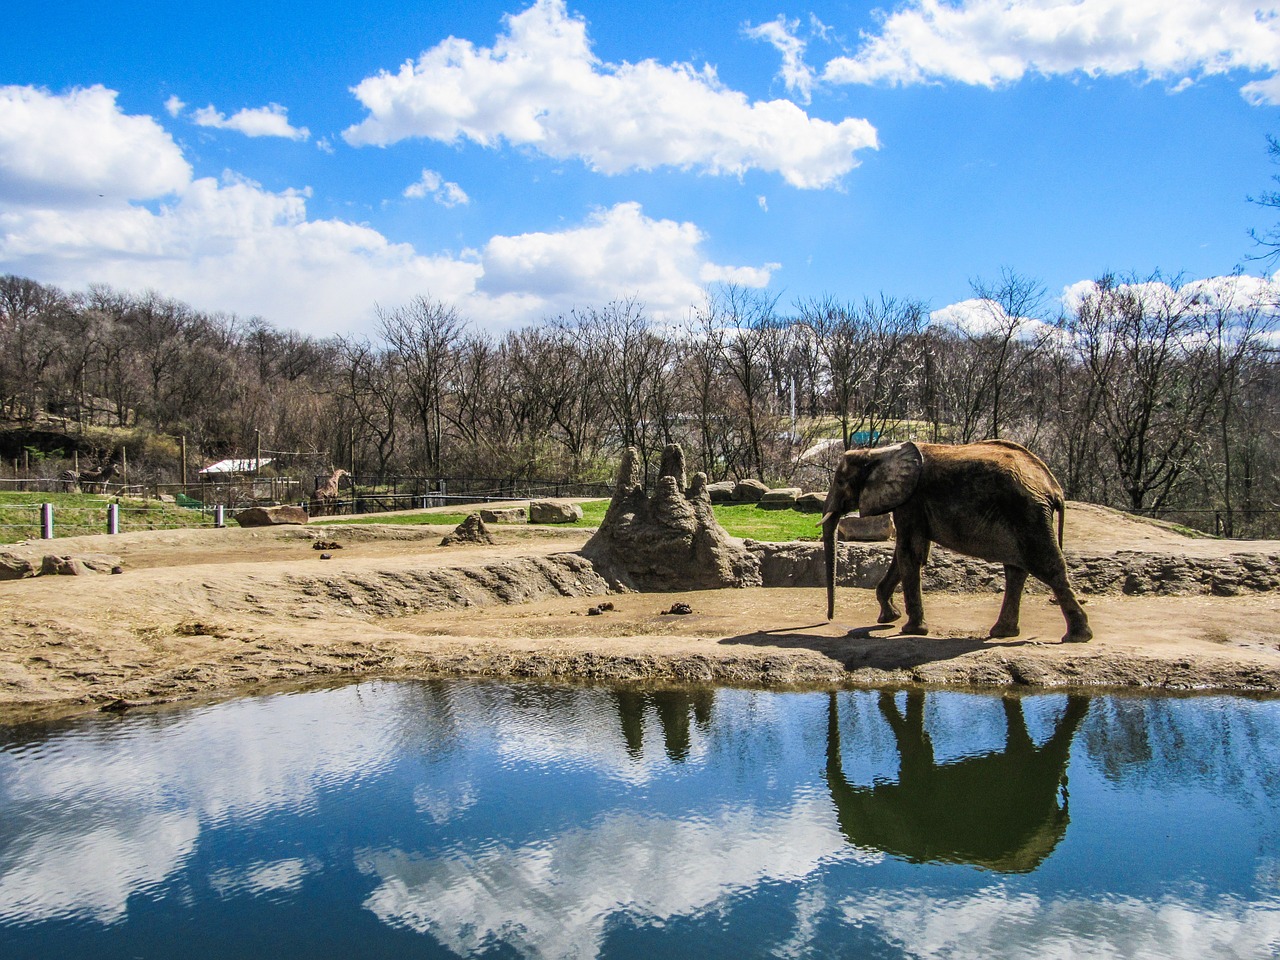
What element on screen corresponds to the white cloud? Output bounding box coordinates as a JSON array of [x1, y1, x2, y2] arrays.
[[841, 887, 1280, 960], [403, 169, 470, 206], [824, 0, 1280, 104], [744, 15, 816, 103], [476, 201, 776, 318], [0, 84, 191, 206], [343, 0, 877, 189], [191, 101, 310, 140], [164, 94, 186, 117], [0, 86, 771, 335], [930, 297, 1052, 338]]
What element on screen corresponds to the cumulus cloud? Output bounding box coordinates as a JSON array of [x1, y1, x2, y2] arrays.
[[190, 101, 310, 140], [0, 84, 191, 206], [744, 15, 816, 103], [343, 0, 877, 189], [403, 169, 470, 206], [930, 297, 1053, 339], [824, 0, 1280, 104], [0, 86, 771, 335]]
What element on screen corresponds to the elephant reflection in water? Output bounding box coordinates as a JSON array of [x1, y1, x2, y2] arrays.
[[611, 688, 715, 761], [826, 692, 1089, 873]]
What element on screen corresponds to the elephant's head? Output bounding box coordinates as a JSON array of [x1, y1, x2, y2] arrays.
[[822, 442, 923, 620]]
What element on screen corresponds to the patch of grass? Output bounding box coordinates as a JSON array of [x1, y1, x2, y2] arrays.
[[712, 503, 822, 541], [320, 497, 818, 541], [0, 492, 215, 544]]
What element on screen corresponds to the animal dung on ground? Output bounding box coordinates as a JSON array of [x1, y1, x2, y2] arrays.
[[664, 602, 693, 615], [585, 601, 615, 616], [319, 553, 333, 560], [311, 540, 342, 550]]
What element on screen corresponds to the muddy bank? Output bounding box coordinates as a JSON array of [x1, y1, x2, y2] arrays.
[[0, 513, 1278, 721]]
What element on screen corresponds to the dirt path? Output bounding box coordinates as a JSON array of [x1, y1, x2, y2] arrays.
[[1, 503, 1278, 721]]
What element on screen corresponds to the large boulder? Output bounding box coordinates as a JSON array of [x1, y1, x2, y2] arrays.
[[529, 499, 584, 524], [479, 506, 528, 524], [839, 513, 896, 541], [793, 492, 825, 513], [441, 513, 496, 546], [582, 444, 761, 592], [759, 487, 802, 508], [0, 552, 39, 580], [39, 554, 122, 576], [705, 480, 736, 503], [733, 479, 769, 502], [235, 505, 309, 527]]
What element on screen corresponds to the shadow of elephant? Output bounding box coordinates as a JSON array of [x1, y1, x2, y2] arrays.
[[826, 691, 1089, 873]]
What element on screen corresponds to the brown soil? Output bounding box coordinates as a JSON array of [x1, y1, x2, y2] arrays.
[[1, 501, 1278, 722]]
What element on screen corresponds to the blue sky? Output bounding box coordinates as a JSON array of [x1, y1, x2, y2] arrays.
[[2, 0, 1278, 335]]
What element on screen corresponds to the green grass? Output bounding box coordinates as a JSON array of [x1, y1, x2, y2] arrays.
[[0, 491, 215, 543], [321, 497, 819, 542]]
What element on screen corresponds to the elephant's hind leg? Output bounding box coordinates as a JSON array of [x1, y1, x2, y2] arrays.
[[990, 565, 1027, 638], [1031, 558, 1092, 643]]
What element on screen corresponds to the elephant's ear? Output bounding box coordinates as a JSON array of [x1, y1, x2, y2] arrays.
[[858, 442, 923, 516]]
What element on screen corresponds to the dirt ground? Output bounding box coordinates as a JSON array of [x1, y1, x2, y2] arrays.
[[1, 501, 1278, 721]]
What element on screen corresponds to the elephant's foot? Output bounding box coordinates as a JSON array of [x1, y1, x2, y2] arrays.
[[988, 621, 1020, 639], [877, 604, 902, 624], [1061, 626, 1093, 643], [901, 621, 929, 636]]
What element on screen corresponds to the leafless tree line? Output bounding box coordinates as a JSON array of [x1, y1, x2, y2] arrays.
[[3, 270, 1277, 535]]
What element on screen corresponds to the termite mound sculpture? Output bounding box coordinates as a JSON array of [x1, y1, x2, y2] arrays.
[[583, 444, 761, 592]]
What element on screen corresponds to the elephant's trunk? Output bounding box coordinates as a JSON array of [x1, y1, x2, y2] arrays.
[[822, 509, 840, 620]]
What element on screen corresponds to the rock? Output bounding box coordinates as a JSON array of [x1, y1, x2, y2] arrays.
[[582, 443, 761, 592], [235, 505, 309, 527], [529, 499, 584, 524], [39, 553, 122, 576], [794, 492, 825, 513], [0, 552, 38, 580], [441, 513, 497, 546], [664, 602, 693, 615], [732, 479, 769, 502], [479, 506, 528, 524], [839, 513, 896, 541], [759, 487, 802, 508], [706, 481, 736, 503]]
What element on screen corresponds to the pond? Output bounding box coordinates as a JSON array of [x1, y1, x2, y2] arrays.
[[1, 681, 1277, 959]]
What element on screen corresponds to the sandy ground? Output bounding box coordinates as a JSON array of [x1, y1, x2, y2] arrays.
[[1, 502, 1278, 721]]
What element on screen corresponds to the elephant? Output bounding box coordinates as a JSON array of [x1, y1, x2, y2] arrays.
[[826, 691, 1090, 872], [821, 440, 1092, 643]]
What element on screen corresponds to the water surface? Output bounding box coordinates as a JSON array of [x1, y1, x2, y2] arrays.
[[1, 681, 1277, 958]]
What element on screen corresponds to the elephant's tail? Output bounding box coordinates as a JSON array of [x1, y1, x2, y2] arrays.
[[1055, 497, 1065, 549]]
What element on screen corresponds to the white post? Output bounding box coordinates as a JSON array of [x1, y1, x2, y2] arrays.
[[214, 504, 225, 528], [107, 502, 119, 535], [40, 502, 53, 539]]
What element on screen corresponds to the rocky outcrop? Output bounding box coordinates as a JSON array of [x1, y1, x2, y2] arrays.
[[235, 505, 309, 527], [530, 500, 584, 524], [745, 540, 1280, 597], [733, 479, 769, 502], [0, 552, 39, 580], [793, 492, 825, 513], [440, 513, 496, 546], [582, 444, 761, 592], [706, 481, 736, 503]]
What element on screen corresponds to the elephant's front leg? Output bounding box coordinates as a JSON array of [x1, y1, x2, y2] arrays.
[[898, 536, 931, 636], [875, 556, 903, 623], [990, 564, 1027, 638]]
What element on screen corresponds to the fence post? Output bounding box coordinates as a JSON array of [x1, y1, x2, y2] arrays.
[[107, 502, 119, 535], [214, 504, 225, 528], [40, 502, 53, 540]]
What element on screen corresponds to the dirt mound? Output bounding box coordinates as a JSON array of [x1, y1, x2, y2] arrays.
[[582, 444, 760, 591]]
